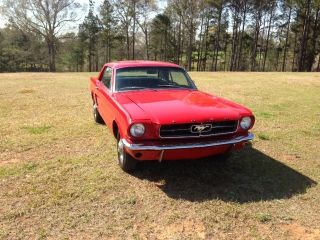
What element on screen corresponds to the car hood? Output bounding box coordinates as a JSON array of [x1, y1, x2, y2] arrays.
[[116, 90, 252, 124]]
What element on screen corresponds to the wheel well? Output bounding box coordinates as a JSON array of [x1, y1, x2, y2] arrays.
[[112, 121, 119, 139]]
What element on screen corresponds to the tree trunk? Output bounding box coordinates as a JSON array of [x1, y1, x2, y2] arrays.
[[145, 28, 149, 60], [177, 17, 182, 64], [165, 29, 168, 61], [282, 5, 292, 72], [258, 16, 266, 71], [180, 32, 184, 65], [307, 7, 319, 71], [292, 32, 298, 71], [199, 15, 209, 71], [132, 0, 136, 60], [47, 38, 56, 72], [203, 16, 210, 71], [187, 29, 193, 71], [95, 50, 99, 71], [298, 0, 311, 71], [237, 1, 247, 71], [88, 39, 93, 72], [262, 5, 274, 72], [108, 36, 111, 62], [224, 38, 228, 71], [230, 12, 239, 71], [275, 48, 281, 71], [213, 4, 223, 71], [197, 15, 204, 71], [251, 11, 262, 71], [126, 25, 130, 60]]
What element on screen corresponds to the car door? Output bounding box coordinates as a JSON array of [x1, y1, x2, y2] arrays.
[[96, 66, 114, 128]]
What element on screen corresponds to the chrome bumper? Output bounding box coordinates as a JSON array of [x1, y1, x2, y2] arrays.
[[122, 133, 254, 151]]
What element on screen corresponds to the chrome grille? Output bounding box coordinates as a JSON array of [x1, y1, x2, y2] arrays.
[[160, 121, 238, 138]]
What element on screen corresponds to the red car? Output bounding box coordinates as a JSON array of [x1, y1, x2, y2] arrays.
[[90, 61, 254, 172]]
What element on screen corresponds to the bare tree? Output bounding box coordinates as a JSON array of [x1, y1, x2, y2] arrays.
[[229, 0, 241, 71], [262, 1, 276, 71], [169, 0, 201, 71], [196, 4, 205, 71], [113, 0, 133, 60], [236, 0, 248, 71], [1, 0, 79, 72], [251, 1, 265, 71], [307, 2, 320, 71], [136, 0, 157, 60], [282, 0, 292, 72], [209, 0, 225, 71], [297, 0, 312, 71]]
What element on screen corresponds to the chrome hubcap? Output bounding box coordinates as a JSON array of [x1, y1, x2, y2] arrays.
[[118, 139, 124, 165], [93, 104, 97, 118]]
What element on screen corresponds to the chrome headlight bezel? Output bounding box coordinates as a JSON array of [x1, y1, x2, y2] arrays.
[[129, 123, 145, 137], [240, 117, 252, 130]]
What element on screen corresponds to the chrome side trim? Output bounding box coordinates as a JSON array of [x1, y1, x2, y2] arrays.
[[122, 133, 254, 151]]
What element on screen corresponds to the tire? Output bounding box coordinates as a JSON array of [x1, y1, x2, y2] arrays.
[[117, 134, 137, 172], [93, 102, 104, 124]]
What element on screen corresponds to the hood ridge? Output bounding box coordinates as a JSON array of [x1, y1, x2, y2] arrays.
[[116, 90, 250, 124]]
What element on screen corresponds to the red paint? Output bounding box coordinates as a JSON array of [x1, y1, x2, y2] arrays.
[[90, 61, 255, 161], [126, 145, 231, 161]]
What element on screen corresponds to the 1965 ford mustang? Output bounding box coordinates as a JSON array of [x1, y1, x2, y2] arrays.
[[90, 61, 255, 172]]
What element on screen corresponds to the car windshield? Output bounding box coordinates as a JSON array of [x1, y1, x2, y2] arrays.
[[115, 67, 196, 91]]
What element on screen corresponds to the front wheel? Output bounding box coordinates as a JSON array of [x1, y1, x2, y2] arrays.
[[117, 135, 137, 172], [93, 103, 104, 124]]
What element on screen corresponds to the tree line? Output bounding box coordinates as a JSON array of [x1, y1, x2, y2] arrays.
[[0, 0, 319, 72]]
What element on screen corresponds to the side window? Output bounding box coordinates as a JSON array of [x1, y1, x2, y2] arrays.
[[170, 71, 190, 87], [102, 67, 112, 89]]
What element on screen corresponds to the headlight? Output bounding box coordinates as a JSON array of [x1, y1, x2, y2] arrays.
[[130, 123, 145, 137], [240, 117, 252, 130]]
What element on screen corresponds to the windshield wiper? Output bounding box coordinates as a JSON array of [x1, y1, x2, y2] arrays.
[[157, 84, 188, 89], [119, 86, 156, 91], [157, 84, 178, 88]]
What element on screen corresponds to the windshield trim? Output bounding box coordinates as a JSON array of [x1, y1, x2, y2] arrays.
[[113, 66, 197, 93]]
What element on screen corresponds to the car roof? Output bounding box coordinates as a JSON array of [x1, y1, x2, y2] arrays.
[[103, 60, 182, 69]]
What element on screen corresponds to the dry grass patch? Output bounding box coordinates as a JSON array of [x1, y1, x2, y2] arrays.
[[18, 88, 35, 94], [0, 72, 319, 239]]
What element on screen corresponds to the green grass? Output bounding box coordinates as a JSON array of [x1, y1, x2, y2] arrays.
[[256, 213, 273, 223], [257, 132, 270, 140], [21, 125, 52, 135], [0, 72, 319, 239]]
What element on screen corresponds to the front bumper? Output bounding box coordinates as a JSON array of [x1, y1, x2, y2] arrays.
[[122, 133, 254, 161]]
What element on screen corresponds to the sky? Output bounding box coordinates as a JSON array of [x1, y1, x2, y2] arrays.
[[0, 0, 102, 29], [0, 0, 168, 29]]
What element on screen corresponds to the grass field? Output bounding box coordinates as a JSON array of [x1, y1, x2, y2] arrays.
[[0, 72, 319, 239]]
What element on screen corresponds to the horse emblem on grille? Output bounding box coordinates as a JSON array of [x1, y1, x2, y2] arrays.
[[191, 124, 212, 134]]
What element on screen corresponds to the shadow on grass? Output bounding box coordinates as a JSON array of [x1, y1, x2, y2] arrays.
[[133, 146, 317, 203]]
